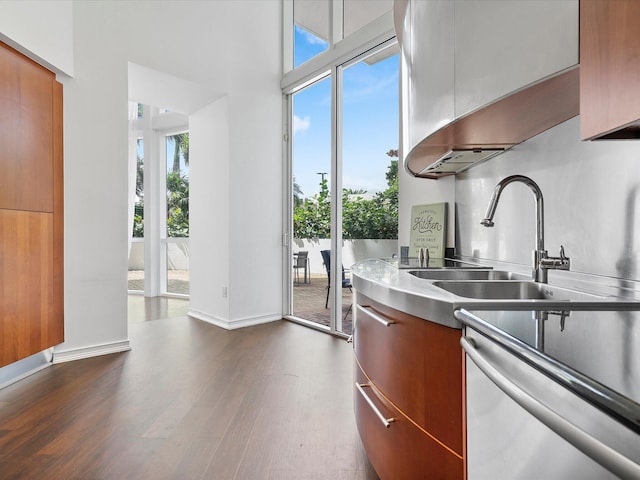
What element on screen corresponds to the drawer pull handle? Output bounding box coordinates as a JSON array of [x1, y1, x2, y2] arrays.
[[357, 305, 394, 327], [356, 382, 395, 428]]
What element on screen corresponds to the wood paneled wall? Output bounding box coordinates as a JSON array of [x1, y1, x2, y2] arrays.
[[0, 41, 64, 367]]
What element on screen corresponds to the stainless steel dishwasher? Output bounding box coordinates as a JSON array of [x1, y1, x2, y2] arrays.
[[456, 309, 640, 480]]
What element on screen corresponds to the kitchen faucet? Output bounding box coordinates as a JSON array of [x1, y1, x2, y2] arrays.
[[481, 175, 570, 283]]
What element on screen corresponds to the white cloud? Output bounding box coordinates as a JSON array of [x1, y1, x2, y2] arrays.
[[344, 72, 399, 102], [295, 26, 329, 46], [293, 114, 311, 134]]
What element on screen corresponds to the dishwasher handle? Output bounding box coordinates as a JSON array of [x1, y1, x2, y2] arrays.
[[462, 336, 640, 480]]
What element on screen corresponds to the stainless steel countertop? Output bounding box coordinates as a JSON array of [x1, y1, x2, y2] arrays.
[[352, 257, 640, 453], [351, 258, 640, 329]]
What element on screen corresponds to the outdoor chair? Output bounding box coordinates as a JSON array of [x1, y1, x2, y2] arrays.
[[320, 250, 353, 317], [293, 250, 310, 284]]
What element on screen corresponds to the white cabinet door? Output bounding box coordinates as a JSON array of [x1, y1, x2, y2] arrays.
[[454, 0, 578, 118], [406, 0, 455, 151]]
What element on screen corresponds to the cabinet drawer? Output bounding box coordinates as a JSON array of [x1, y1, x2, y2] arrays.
[[354, 364, 463, 480], [353, 293, 463, 454]]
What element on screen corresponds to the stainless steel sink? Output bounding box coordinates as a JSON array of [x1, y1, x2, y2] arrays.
[[432, 280, 605, 301], [410, 270, 527, 281]]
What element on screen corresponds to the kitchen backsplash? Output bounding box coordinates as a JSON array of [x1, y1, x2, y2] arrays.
[[456, 116, 640, 282]]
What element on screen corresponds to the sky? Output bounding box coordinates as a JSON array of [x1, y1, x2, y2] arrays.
[[292, 26, 399, 199]]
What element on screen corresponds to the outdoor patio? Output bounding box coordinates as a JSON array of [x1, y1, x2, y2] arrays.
[[293, 273, 354, 335], [128, 270, 354, 335]]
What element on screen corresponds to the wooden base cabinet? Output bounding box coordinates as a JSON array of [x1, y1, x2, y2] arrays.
[[353, 293, 464, 479], [355, 365, 463, 480]]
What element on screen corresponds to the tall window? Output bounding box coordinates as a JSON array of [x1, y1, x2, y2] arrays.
[[165, 132, 190, 296], [287, 46, 398, 336], [291, 76, 331, 324], [284, 0, 397, 336], [128, 138, 145, 292], [128, 106, 190, 298], [341, 50, 399, 248]]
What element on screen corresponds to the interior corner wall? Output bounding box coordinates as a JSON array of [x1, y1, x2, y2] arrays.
[[188, 97, 231, 323], [455, 117, 640, 281], [227, 95, 284, 327], [4, 0, 282, 360], [0, 0, 74, 76], [55, 6, 130, 356], [398, 167, 455, 252], [189, 93, 283, 330]]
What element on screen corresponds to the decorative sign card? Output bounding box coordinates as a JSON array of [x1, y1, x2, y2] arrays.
[[409, 203, 447, 258]]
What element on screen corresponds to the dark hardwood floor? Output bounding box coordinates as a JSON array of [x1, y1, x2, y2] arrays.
[[127, 295, 190, 323], [0, 309, 378, 479]]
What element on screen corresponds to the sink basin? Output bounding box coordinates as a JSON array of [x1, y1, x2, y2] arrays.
[[410, 269, 527, 281], [432, 280, 604, 301]]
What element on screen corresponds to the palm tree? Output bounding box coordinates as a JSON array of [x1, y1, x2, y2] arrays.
[[136, 139, 144, 198], [293, 178, 304, 207], [169, 133, 189, 173]]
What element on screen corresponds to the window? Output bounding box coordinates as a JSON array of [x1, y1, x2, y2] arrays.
[[343, 0, 392, 38], [128, 106, 190, 298], [294, 0, 330, 67], [165, 133, 190, 295], [286, 0, 393, 73], [284, 1, 398, 335]]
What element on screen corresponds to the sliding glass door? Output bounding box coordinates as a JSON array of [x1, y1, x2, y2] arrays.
[[286, 45, 398, 336], [290, 76, 333, 329], [339, 50, 399, 334]]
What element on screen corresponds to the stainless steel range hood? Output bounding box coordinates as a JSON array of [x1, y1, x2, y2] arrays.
[[417, 149, 506, 176]]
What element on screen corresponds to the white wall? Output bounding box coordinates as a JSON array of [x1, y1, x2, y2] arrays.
[[0, 0, 74, 76], [189, 97, 231, 323], [399, 165, 455, 253], [456, 117, 640, 282], [56, 3, 131, 357], [397, 1, 456, 255], [2, 1, 283, 359], [227, 95, 283, 328]]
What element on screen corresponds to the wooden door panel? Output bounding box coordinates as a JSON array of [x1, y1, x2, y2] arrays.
[[0, 42, 54, 212], [580, 0, 640, 139], [52, 81, 64, 341], [0, 209, 62, 367]]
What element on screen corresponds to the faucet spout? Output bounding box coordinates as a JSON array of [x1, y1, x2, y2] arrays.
[[480, 175, 568, 283], [481, 174, 545, 252]]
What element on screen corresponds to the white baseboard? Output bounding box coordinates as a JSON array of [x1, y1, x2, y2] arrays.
[[53, 340, 131, 364], [188, 309, 282, 330], [0, 349, 53, 390]]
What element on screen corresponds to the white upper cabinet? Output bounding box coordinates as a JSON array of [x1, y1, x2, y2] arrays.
[[404, 0, 454, 152], [398, 0, 579, 161]]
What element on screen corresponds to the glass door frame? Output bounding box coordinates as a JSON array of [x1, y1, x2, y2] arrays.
[[283, 39, 397, 335], [283, 71, 341, 334]]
